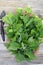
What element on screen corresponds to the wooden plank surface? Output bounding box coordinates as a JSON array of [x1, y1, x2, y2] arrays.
[[0, 0, 43, 65], [0, 0, 43, 17]]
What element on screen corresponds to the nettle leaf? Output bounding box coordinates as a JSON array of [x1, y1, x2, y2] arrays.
[[14, 23, 23, 32], [16, 52, 25, 62], [39, 20, 43, 38], [21, 42, 26, 49], [28, 37, 39, 47], [40, 26, 43, 38], [26, 18, 33, 28], [34, 16, 42, 29], [2, 12, 15, 25], [23, 7, 32, 13], [23, 15, 30, 24], [28, 37, 39, 50], [8, 42, 20, 50], [16, 7, 23, 14], [2, 7, 43, 62], [25, 49, 36, 60]]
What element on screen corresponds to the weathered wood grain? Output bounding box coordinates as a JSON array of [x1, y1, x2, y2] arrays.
[[0, 0, 43, 16]]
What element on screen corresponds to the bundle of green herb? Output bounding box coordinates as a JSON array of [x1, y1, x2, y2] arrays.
[[2, 7, 43, 62]]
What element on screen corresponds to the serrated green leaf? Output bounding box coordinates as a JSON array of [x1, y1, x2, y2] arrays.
[[25, 49, 36, 60], [21, 42, 26, 49], [23, 15, 29, 24], [2, 12, 15, 25], [23, 7, 32, 13], [16, 52, 25, 62], [8, 42, 20, 50]]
